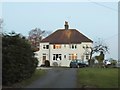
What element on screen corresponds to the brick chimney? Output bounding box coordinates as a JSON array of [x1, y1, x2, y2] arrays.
[[64, 21, 69, 30]]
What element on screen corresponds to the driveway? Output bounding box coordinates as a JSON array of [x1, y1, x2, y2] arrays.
[[26, 67, 77, 88]]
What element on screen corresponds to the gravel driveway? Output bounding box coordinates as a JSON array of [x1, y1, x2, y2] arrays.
[[26, 68, 77, 88]]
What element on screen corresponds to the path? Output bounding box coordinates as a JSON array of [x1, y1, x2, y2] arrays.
[[26, 68, 77, 88]]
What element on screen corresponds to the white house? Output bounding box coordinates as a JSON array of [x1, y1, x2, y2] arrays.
[[36, 21, 93, 67]]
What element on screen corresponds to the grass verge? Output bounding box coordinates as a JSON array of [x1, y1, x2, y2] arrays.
[[77, 67, 118, 88], [19, 69, 46, 87], [3, 69, 46, 88]]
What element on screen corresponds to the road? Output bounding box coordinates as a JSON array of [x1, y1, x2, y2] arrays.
[[26, 68, 77, 88]]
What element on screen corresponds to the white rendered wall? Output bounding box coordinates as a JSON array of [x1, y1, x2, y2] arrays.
[[36, 42, 92, 67]]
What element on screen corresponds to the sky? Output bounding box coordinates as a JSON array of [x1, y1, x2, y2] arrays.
[[0, 0, 119, 60]]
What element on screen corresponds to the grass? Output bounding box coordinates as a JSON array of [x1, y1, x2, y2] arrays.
[[77, 67, 119, 88]]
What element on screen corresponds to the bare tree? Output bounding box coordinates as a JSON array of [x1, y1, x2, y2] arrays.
[[89, 39, 109, 66], [28, 28, 45, 51]]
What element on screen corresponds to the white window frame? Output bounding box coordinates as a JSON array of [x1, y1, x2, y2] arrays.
[[53, 54, 62, 61], [43, 45, 49, 49], [69, 44, 77, 49], [53, 44, 61, 49]]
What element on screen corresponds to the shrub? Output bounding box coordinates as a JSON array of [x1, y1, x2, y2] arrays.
[[2, 32, 38, 85]]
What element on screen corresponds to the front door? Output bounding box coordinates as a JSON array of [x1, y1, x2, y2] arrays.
[[43, 55, 46, 64]]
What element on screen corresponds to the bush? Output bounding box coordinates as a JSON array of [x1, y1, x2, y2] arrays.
[[2, 32, 38, 85]]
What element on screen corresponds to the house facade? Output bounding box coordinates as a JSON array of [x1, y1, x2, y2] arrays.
[[36, 22, 93, 67]]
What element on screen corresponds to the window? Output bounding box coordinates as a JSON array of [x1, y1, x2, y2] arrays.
[[64, 55, 66, 59], [86, 55, 89, 60], [46, 45, 49, 49], [69, 53, 77, 60], [72, 45, 74, 49], [43, 45, 49, 49], [43, 45, 46, 49], [53, 44, 61, 49], [43, 53, 46, 56], [75, 45, 77, 49], [53, 54, 62, 60], [69, 44, 77, 49], [69, 44, 71, 48], [64, 44, 66, 48]]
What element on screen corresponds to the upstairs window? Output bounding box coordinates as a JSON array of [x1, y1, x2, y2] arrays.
[[43, 45, 49, 49], [53, 44, 61, 49], [46, 45, 49, 49], [64, 44, 66, 48], [70, 44, 77, 49]]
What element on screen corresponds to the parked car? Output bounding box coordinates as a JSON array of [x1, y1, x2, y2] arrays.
[[70, 60, 78, 68], [70, 59, 88, 68], [103, 60, 111, 65]]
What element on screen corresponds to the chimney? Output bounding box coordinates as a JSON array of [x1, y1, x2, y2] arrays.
[[64, 21, 69, 30]]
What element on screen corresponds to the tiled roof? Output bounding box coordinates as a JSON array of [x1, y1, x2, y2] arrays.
[[41, 29, 93, 44]]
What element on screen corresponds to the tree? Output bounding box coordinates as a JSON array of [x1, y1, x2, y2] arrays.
[[2, 32, 38, 85], [89, 39, 109, 66], [95, 51, 105, 67], [28, 28, 45, 51]]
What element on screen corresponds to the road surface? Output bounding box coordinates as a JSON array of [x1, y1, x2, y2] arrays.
[[26, 68, 77, 88]]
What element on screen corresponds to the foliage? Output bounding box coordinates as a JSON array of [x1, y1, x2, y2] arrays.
[[28, 28, 45, 51], [95, 51, 104, 62], [19, 69, 45, 87], [2, 32, 38, 85], [109, 58, 117, 67], [111, 60, 117, 66], [89, 39, 108, 66], [12, 69, 45, 88]]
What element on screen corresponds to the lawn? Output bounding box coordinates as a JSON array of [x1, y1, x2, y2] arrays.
[[77, 67, 119, 88]]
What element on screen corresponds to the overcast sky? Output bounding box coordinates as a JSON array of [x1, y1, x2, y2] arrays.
[[1, 1, 118, 60]]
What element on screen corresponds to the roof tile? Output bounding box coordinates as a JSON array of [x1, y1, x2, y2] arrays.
[[41, 29, 93, 44]]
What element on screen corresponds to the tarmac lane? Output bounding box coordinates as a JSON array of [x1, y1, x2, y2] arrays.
[[26, 68, 77, 88]]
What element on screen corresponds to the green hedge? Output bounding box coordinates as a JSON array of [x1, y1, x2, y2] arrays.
[[2, 33, 38, 85]]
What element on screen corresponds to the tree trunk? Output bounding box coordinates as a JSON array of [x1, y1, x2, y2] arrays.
[[89, 50, 93, 66]]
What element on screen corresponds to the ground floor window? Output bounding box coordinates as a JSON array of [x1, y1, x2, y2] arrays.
[[86, 54, 89, 60], [53, 54, 62, 60], [69, 53, 77, 60]]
